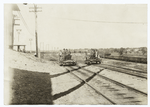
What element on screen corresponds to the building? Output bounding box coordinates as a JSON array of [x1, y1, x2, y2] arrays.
[[4, 4, 20, 49]]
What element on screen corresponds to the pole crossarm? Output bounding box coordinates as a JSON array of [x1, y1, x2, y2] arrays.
[[29, 7, 42, 9], [29, 10, 42, 12]]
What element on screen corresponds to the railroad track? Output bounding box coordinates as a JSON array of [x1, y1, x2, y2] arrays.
[[100, 64, 146, 73], [95, 64, 147, 79], [65, 65, 147, 105], [66, 68, 116, 105]]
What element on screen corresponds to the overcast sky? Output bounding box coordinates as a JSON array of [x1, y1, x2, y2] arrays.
[[16, 4, 147, 50]]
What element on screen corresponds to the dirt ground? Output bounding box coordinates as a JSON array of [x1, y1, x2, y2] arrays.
[[4, 49, 66, 104], [4, 50, 105, 104], [4, 50, 147, 105]]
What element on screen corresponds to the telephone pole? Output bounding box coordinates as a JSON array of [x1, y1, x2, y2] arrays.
[[29, 38, 32, 53], [29, 4, 42, 57], [43, 42, 44, 52], [47, 44, 49, 52]]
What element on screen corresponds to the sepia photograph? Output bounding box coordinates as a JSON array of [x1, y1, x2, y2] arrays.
[[3, 1, 148, 105]]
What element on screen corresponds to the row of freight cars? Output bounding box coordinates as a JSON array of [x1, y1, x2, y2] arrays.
[[103, 55, 147, 64]]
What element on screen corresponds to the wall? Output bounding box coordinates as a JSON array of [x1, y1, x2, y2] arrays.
[[4, 4, 20, 49]]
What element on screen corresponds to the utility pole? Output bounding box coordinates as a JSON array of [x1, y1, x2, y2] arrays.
[[40, 42, 42, 52], [48, 44, 50, 52], [46, 44, 48, 52], [29, 38, 32, 53], [47, 44, 49, 52], [29, 4, 42, 57], [43, 42, 44, 52], [47, 44, 48, 52]]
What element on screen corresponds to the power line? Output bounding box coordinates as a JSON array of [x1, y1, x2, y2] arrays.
[[51, 17, 147, 24], [17, 11, 34, 36]]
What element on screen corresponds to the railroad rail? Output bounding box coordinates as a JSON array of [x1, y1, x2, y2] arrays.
[[65, 65, 147, 104], [66, 68, 116, 104], [75, 66, 147, 96], [97, 73, 147, 96], [95, 64, 147, 79], [100, 64, 146, 73]]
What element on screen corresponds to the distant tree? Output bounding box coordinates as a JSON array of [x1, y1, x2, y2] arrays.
[[114, 48, 119, 53], [130, 48, 134, 52], [124, 50, 127, 54], [141, 47, 147, 55], [118, 47, 125, 55], [104, 50, 111, 56]]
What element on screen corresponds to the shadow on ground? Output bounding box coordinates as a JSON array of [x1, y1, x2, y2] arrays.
[[52, 71, 97, 100], [7, 65, 98, 105], [9, 68, 53, 105]]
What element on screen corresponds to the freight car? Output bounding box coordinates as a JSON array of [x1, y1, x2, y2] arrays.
[[104, 56, 147, 64]]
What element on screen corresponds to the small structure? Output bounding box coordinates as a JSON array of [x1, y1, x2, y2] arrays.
[[12, 45, 26, 52]]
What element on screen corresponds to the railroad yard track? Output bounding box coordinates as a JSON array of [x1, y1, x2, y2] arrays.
[[65, 64, 147, 105], [100, 64, 146, 73], [95, 64, 147, 79]]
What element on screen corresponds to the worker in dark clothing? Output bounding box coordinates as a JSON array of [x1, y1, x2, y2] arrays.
[[62, 49, 66, 61], [65, 49, 70, 60], [66, 49, 69, 55], [68, 50, 71, 60], [63, 49, 66, 54], [59, 50, 63, 61], [85, 52, 87, 60]]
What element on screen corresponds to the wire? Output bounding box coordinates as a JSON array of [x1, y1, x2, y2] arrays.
[[17, 11, 34, 36], [18, 11, 34, 36], [52, 17, 147, 24]]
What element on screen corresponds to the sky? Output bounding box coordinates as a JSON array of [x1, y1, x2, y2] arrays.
[[15, 4, 147, 50]]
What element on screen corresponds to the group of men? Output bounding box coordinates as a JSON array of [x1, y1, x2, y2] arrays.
[[59, 49, 72, 61], [59, 48, 99, 61], [91, 49, 98, 58], [85, 49, 99, 59]]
